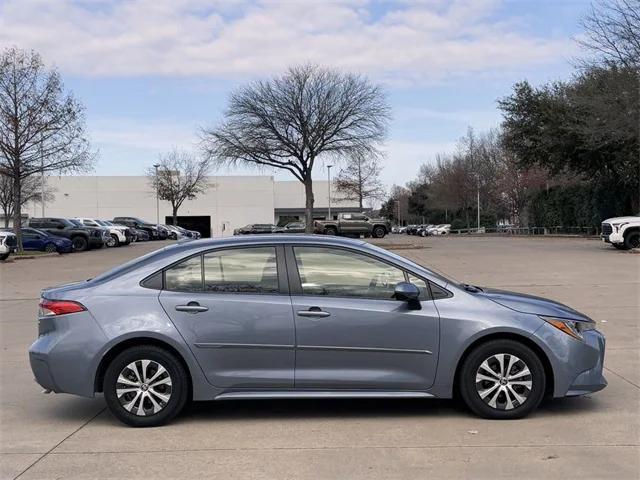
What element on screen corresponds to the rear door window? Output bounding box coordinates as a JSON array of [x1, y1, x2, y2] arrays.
[[203, 247, 279, 294]]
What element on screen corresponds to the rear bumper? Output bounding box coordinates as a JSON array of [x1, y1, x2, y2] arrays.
[[29, 311, 107, 397], [88, 237, 105, 248]]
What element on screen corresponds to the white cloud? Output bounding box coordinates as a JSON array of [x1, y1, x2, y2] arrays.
[[0, 0, 576, 82]]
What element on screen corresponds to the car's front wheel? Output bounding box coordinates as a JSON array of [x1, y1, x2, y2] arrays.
[[107, 234, 120, 247], [71, 236, 88, 252], [372, 226, 386, 238], [624, 231, 640, 250], [103, 346, 189, 427], [459, 339, 546, 419]]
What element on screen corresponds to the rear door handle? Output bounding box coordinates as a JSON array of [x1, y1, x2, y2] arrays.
[[297, 308, 331, 318], [175, 302, 209, 313]]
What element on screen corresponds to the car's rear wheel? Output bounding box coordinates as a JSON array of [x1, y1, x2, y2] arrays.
[[372, 226, 386, 238], [44, 243, 57, 253], [325, 227, 338, 236], [104, 346, 189, 427], [459, 339, 545, 419], [71, 236, 88, 252]]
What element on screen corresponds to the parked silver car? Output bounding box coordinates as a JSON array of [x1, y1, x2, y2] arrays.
[[29, 235, 606, 427]]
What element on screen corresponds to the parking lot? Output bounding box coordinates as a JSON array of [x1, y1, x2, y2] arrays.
[[1, 235, 638, 479]]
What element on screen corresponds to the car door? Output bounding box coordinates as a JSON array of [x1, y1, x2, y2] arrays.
[[288, 245, 440, 390], [21, 230, 41, 250], [159, 245, 295, 389]]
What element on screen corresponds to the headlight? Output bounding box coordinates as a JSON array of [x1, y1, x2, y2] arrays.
[[540, 315, 596, 341], [613, 222, 628, 232]]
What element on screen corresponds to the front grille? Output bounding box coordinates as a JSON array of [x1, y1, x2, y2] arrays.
[[601, 223, 613, 235]]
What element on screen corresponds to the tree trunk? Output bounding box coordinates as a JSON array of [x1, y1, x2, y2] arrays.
[[304, 176, 314, 233], [12, 176, 23, 252], [172, 206, 178, 226]]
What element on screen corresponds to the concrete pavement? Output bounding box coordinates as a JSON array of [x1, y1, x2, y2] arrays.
[[1, 236, 638, 479]]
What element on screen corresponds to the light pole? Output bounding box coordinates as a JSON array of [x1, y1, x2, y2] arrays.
[[153, 163, 160, 225], [327, 165, 332, 220]]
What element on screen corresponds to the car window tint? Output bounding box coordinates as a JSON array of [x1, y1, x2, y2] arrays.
[[294, 246, 405, 300], [165, 256, 203, 291], [203, 247, 279, 294], [407, 274, 430, 300]]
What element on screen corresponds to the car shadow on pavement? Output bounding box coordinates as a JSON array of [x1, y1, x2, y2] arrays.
[[171, 395, 603, 424]]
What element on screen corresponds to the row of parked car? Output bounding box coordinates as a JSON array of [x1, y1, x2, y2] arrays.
[[392, 224, 452, 236], [234, 213, 392, 238], [0, 216, 201, 259]]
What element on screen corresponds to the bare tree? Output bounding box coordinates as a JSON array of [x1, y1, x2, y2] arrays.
[[577, 0, 640, 68], [0, 47, 93, 249], [148, 149, 211, 226], [0, 173, 56, 227], [334, 153, 385, 208], [201, 64, 390, 232]]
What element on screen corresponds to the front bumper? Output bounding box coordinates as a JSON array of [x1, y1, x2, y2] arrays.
[[532, 322, 607, 397], [601, 231, 623, 244]]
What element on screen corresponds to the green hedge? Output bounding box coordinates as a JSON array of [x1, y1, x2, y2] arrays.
[[529, 182, 634, 228]]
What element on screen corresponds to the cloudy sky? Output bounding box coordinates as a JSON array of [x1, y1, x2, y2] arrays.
[[0, 0, 589, 187]]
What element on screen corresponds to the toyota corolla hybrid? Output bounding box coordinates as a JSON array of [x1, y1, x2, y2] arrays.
[[29, 235, 606, 427]]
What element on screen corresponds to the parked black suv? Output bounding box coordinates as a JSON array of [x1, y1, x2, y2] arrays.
[[112, 217, 163, 240], [27, 217, 105, 251]]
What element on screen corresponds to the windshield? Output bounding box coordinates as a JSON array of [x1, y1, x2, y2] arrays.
[[69, 219, 82, 227], [94, 220, 108, 226]]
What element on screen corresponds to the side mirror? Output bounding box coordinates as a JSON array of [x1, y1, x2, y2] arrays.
[[394, 282, 421, 310]]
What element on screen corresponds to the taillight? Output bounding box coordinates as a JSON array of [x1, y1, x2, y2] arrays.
[[39, 299, 86, 316]]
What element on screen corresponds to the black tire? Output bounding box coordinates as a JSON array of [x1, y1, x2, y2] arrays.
[[613, 243, 627, 250], [44, 243, 58, 253], [624, 231, 640, 250], [325, 226, 338, 236], [459, 339, 546, 420], [372, 226, 386, 238], [0, 253, 9, 261], [103, 345, 189, 427], [71, 235, 88, 252], [109, 234, 120, 247]]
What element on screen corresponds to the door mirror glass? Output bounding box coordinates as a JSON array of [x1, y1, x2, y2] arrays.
[[394, 282, 422, 309]]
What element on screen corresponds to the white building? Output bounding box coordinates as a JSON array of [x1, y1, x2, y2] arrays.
[[20, 175, 359, 237]]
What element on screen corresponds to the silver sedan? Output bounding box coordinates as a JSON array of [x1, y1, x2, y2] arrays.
[[29, 235, 606, 427]]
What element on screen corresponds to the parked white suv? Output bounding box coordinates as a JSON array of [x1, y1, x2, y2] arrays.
[[0, 231, 17, 260], [601, 215, 640, 250], [74, 218, 129, 247]]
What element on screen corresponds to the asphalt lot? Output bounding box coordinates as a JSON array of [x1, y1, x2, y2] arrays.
[[1, 235, 638, 479]]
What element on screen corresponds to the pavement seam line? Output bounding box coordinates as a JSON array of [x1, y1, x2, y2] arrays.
[[46, 444, 640, 455], [604, 366, 640, 390], [12, 408, 106, 480]]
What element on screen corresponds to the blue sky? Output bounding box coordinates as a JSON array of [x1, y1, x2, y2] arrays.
[[0, 0, 590, 188]]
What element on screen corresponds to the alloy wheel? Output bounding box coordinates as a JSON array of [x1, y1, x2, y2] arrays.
[[116, 359, 173, 416], [475, 353, 532, 410]]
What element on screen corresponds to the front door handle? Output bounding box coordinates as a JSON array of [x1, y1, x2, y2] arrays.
[[297, 307, 330, 318], [175, 302, 209, 313]]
